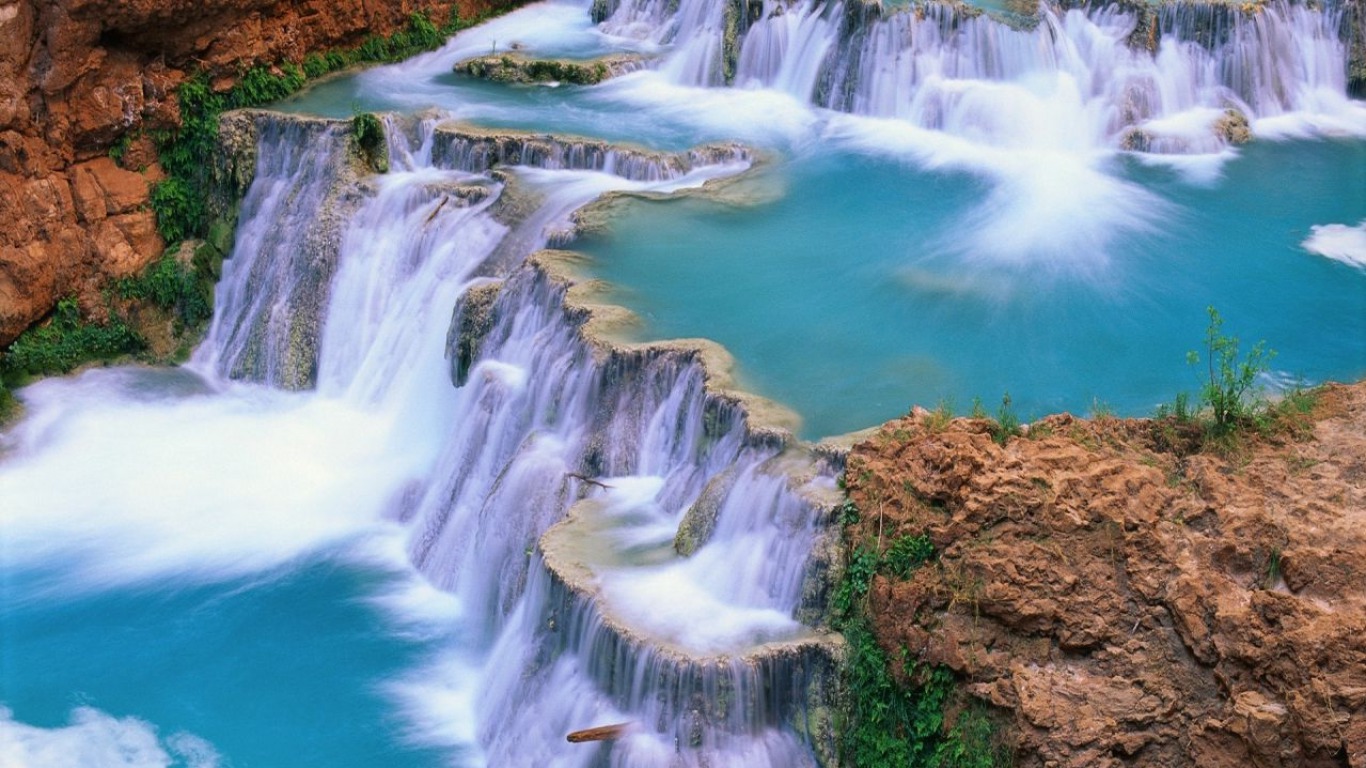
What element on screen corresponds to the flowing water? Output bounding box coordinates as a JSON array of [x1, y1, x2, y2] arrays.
[[2, 0, 1363, 765]]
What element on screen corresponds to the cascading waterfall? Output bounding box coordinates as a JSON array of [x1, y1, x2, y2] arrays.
[[194, 118, 353, 388], [3, 0, 1360, 765], [598, 0, 1363, 151], [182, 108, 841, 766]]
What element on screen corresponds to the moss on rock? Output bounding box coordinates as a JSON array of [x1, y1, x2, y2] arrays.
[[454, 53, 647, 85]]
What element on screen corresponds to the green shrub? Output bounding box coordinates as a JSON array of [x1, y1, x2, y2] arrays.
[[407, 11, 444, 50], [838, 499, 861, 525], [990, 393, 1020, 445], [117, 253, 214, 330], [884, 534, 935, 578], [1189, 306, 1274, 435], [0, 376, 15, 423], [1, 298, 143, 379], [302, 53, 330, 79], [358, 35, 392, 62], [150, 177, 204, 244], [833, 546, 878, 624]]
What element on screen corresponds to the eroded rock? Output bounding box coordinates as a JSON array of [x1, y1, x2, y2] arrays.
[[846, 384, 1366, 766]]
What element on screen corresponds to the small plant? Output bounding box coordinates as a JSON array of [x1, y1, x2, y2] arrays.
[[1189, 306, 1274, 435], [1263, 548, 1282, 589], [1154, 391, 1194, 422], [990, 393, 1020, 445], [838, 499, 861, 526], [883, 534, 935, 578], [117, 252, 213, 330], [1257, 381, 1319, 437], [970, 397, 987, 419], [150, 177, 204, 244], [924, 398, 954, 431]]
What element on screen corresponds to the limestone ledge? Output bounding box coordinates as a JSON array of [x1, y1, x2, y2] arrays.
[[538, 494, 845, 762], [529, 248, 801, 444], [428, 120, 754, 180]]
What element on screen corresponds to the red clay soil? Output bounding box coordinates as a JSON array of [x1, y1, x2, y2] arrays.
[[844, 383, 1366, 767], [0, 0, 520, 344]]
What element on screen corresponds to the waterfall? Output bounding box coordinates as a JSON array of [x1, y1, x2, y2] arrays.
[[191, 110, 839, 766], [193, 117, 353, 388], [607, 0, 1364, 153]]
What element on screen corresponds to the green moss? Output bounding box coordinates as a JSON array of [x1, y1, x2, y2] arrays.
[[0, 378, 16, 424], [351, 112, 389, 173], [884, 534, 935, 579]]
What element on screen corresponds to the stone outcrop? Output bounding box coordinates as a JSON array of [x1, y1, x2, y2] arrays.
[[454, 51, 649, 85], [844, 384, 1366, 767], [0, 0, 522, 346]]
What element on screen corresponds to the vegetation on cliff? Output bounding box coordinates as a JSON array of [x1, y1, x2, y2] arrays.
[[834, 495, 1011, 767], [149, 10, 467, 245]]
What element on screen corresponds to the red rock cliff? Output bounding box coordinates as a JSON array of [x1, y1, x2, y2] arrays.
[[845, 384, 1366, 767], [0, 0, 517, 345]]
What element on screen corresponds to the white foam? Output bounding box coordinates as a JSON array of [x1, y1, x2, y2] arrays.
[[593, 71, 823, 149], [598, 561, 801, 653], [1302, 221, 1366, 269], [0, 706, 220, 768], [384, 652, 487, 755], [823, 112, 1167, 275], [0, 371, 421, 590]]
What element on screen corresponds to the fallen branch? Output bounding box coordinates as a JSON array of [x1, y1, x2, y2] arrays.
[[566, 722, 632, 743], [425, 196, 449, 225], [567, 472, 612, 489]]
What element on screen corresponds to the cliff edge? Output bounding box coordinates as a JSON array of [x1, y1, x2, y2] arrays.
[[844, 383, 1366, 766]]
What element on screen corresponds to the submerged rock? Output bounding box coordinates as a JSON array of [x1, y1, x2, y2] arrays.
[[1214, 107, 1253, 144]]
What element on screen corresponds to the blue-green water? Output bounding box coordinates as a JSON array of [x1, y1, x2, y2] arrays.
[[576, 139, 1366, 438], [1, 556, 466, 766], [5, 0, 1366, 763]]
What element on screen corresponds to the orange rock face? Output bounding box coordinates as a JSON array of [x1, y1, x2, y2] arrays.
[[0, 0, 520, 345], [845, 385, 1366, 767]]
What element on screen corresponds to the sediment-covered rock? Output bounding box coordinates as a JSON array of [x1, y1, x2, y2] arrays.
[[844, 385, 1366, 766]]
